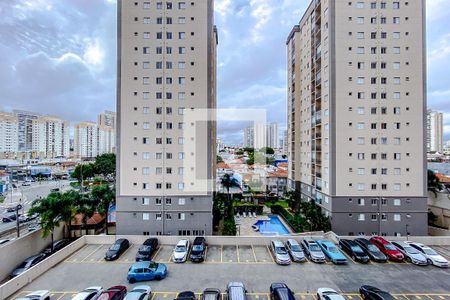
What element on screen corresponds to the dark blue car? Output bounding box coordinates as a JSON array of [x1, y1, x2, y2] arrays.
[[127, 261, 168, 283]]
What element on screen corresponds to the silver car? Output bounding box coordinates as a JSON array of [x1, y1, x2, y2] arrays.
[[71, 287, 103, 300], [173, 239, 190, 263], [270, 240, 291, 265], [124, 285, 151, 300], [391, 241, 428, 266], [301, 239, 326, 263], [406, 242, 449, 268], [286, 239, 306, 262]]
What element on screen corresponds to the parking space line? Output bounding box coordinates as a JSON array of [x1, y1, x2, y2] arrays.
[[167, 247, 173, 263], [55, 293, 66, 300], [402, 295, 410, 300], [221, 245, 223, 263], [151, 292, 157, 300], [153, 246, 162, 260], [251, 245, 257, 262], [266, 245, 275, 263], [81, 244, 103, 262], [237, 245, 240, 263], [205, 246, 208, 261]]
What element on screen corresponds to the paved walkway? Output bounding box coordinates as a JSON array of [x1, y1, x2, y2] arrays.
[[236, 214, 269, 236]]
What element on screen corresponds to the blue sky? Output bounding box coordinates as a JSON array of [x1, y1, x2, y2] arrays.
[[0, 0, 449, 145]]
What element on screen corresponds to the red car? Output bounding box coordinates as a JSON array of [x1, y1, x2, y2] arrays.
[[369, 236, 404, 262], [97, 286, 127, 300]]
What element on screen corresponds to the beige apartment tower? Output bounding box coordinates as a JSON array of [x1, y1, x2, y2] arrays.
[[287, 0, 427, 236], [116, 0, 217, 235]]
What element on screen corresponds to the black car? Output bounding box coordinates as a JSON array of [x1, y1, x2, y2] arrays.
[[176, 291, 196, 300], [105, 238, 130, 261], [270, 283, 296, 300], [136, 238, 159, 261], [339, 239, 370, 263], [10, 253, 46, 278], [2, 214, 17, 223], [202, 289, 221, 300], [43, 239, 70, 256], [360, 286, 394, 300], [354, 238, 388, 263], [6, 204, 22, 212], [190, 236, 207, 262]]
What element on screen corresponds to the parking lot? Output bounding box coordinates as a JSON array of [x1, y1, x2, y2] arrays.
[[9, 242, 450, 299]]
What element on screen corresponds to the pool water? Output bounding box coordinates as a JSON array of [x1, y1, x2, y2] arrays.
[[254, 215, 290, 235]]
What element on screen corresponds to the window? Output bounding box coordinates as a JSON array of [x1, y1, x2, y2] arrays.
[[393, 77, 401, 84], [357, 153, 365, 160], [142, 167, 150, 175], [357, 32, 364, 39], [393, 32, 400, 39], [358, 214, 365, 221], [356, 2, 364, 8], [357, 183, 365, 191], [178, 17, 186, 24], [357, 47, 365, 54], [394, 183, 401, 191], [179, 47, 186, 54], [179, 198, 186, 205], [179, 77, 186, 85], [371, 214, 378, 221], [179, 32, 186, 39], [156, 213, 162, 221], [357, 168, 365, 175], [143, 17, 151, 24], [143, 47, 150, 54], [371, 199, 378, 206], [357, 137, 365, 145], [156, 152, 162, 159], [143, 92, 150, 99], [178, 213, 185, 220], [393, 17, 400, 24], [394, 214, 401, 221], [393, 47, 401, 54], [393, 2, 400, 9], [393, 62, 400, 69], [179, 2, 186, 9], [143, 213, 150, 220], [143, 77, 150, 85], [178, 182, 185, 190], [357, 107, 365, 115], [143, 183, 149, 190], [357, 122, 365, 130], [357, 77, 365, 84], [179, 152, 185, 160], [356, 17, 364, 24]]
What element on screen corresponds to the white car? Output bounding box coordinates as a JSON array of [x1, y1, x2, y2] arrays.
[[317, 288, 346, 300], [72, 286, 103, 300], [406, 242, 449, 268], [173, 239, 190, 263], [124, 285, 151, 300], [16, 290, 50, 300], [391, 241, 428, 266]]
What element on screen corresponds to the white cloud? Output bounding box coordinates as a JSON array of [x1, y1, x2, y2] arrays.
[[428, 34, 450, 63], [83, 39, 105, 69], [249, 0, 273, 44], [215, 0, 232, 18]]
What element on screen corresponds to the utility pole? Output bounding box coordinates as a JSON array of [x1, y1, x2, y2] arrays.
[[16, 204, 20, 238], [406, 224, 410, 241]]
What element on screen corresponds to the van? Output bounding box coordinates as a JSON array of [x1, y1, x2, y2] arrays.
[[227, 282, 247, 300]]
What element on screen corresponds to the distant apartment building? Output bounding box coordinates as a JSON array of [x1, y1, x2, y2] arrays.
[[266, 122, 279, 149], [98, 110, 117, 153], [39, 116, 70, 158], [283, 129, 288, 155], [0, 112, 19, 158], [13, 110, 40, 154], [116, 0, 217, 235], [74, 122, 114, 159], [287, 0, 427, 236], [98, 110, 116, 130], [243, 123, 278, 149], [427, 109, 444, 153], [243, 126, 254, 148]]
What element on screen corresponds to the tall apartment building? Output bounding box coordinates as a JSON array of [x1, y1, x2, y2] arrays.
[[266, 122, 279, 149], [427, 109, 444, 153], [287, 0, 427, 236], [13, 110, 40, 155], [98, 110, 117, 130], [0, 112, 19, 158], [116, 0, 217, 235], [243, 126, 254, 148], [243, 123, 278, 149], [98, 111, 117, 153], [39, 116, 70, 158], [74, 122, 99, 159]]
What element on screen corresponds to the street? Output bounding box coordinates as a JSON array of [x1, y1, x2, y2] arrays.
[[0, 180, 72, 236]]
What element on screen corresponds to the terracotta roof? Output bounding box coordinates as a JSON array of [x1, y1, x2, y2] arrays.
[[277, 163, 288, 168], [436, 173, 450, 183], [267, 169, 288, 178], [216, 162, 230, 169], [72, 212, 105, 226]]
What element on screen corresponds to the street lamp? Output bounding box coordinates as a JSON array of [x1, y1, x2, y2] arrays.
[[406, 224, 410, 241]]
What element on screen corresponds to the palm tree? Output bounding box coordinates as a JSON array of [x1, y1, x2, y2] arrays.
[[91, 184, 115, 234], [75, 193, 99, 236], [220, 174, 240, 218]]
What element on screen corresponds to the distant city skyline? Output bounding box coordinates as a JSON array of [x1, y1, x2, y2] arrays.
[[0, 0, 449, 145]]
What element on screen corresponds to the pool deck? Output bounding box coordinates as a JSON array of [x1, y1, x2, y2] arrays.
[[235, 213, 294, 236]]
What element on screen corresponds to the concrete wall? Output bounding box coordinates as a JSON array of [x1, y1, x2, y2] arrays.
[[0, 226, 64, 283], [429, 226, 450, 237], [428, 191, 450, 229]]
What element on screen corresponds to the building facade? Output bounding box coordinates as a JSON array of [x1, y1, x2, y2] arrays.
[[427, 109, 444, 153], [0, 112, 19, 158], [40, 116, 70, 158], [74, 122, 99, 159], [13, 110, 40, 155], [287, 0, 427, 236], [266, 122, 279, 149], [116, 0, 217, 235], [243, 126, 254, 148]]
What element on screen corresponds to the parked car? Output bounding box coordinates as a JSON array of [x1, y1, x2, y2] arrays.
[[22, 181, 31, 186], [6, 204, 22, 212], [202, 289, 221, 300], [370, 236, 404, 262], [124, 285, 151, 300], [316, 288, 346, 300], [406, 242, 449, 268], [173, 239, 190, 263], [175, 291, 196, 300], [3, 214, 17, 223], [391, 241, 428, 265], [359, 286, 394, 300], [0, 239, 10, 245], [28, 223, 41, 232], [50, 188, 60, 192], [105, 238, 130, 261], [190, 236, 207, 262], [97, 286, 127, 300], [270, 240, 291, 265], [301, 239, 326, 263], [354, 238, 388, 263], [10, 253, 46, 278], [43, 239, 70, 256], [15, 290, 50, 300], [270, 283, 295, 300], [226, 282, 247, 300], [136, 238, 159, 262], [339, 239, 370, 263], [71, 286, 103, 300], [285, 239, 306, 262], [316, 240, 347, 264], [127, 261, 168, 283]]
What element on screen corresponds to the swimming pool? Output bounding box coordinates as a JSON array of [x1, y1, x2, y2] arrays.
[[253, 215, 291, 235]]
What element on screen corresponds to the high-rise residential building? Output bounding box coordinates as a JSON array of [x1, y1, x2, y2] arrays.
[[116, 0, 218, 235], [98, 110, 117, 130], [13, 110, 40, 154], [427, 109, 444, 153], [39, 116, 70, 158], [0, 112, 19, 158], [283, 129, 288, 155], [266, 122, 279, 149], [287, 0, 427, 236], [243, 126, 254, 148], [74, 122, 99, 159]]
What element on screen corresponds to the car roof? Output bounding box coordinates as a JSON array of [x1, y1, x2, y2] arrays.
[[272, 240, 284, 246], [303, 239, 317, 244], [228, 282, 245, 288], [317, 240, 335, 246], [271, 282, 288, 289], [371, 236, 389, 244], [115, 238, 128, 243], [26, 253, 44, 261], [132, 285, 151, 293], [131, 261, 153, 268], [287, 239, 299, 245], [194, 237, 206, 243], [177, 239, 189, 245]]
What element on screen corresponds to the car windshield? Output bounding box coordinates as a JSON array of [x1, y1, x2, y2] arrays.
[[17, 261, 28, 268], [175, 245, 186, 252], [110, 244, 120, 251], [328, 246, 339, 253], [351, 246, 362, 252], [403, 245, 420, 254], [192, 245, 203, 251], [385, 244, 397, 251], [276, 246, 287, 255], [309, 244, 321, 251], [423, 248, 438, 255], [290, 244, 301, 252], [368, 244, 380, 252], [139, 246, 150, 254]]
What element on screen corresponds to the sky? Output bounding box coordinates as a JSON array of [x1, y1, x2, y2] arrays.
[[0, 0, 449, 145]]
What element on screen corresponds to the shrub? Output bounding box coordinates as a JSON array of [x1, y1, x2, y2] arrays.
[[222, 218, 237, 236]]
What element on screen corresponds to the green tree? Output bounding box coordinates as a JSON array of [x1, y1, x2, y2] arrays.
[[217, 155, 224, 163], [222, 218, 237, 236], [72, 163, 95, 183], [91, 184, 115, 234], [260, 147, 274, 154], [300, 201, 331, 231], [428, 169, 441, 197], [94, 153, 116, 176], [243, 147, 254, 153], [75, 193, 98, 236]]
